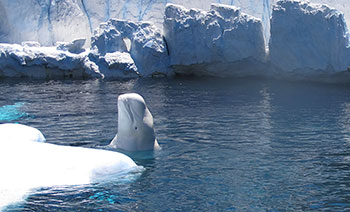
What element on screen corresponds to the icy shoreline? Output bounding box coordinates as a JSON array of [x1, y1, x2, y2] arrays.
[[1, 0, 350, 81]]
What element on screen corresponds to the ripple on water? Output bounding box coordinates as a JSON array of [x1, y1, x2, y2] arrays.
[[1, 78, 350, 211]]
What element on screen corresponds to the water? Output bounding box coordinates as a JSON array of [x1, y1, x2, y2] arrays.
[[1, 77, 350, 211], [0, 102, 28, 121]]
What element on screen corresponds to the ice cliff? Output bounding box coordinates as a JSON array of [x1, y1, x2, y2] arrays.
[[164, 3, 266, 77], [269, 0, 350, 77], [0, 0, 91, 46], [0, 19, 171, 79], [91, 19, 170, 77], [1, 0, 350, 80], [2, 0, 350, 47], [0, 0, 275, 46]]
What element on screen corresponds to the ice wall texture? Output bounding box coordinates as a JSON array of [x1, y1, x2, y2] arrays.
[[269, 0, 350, 75], [1, 0, 350, 47], [164, 3, 266, 77], [1, 0, 350, 80], [91, 19, 170, 77], [0, 0, 274, 46], [0, 20, 171, 79], [0, 0, 91, 46]]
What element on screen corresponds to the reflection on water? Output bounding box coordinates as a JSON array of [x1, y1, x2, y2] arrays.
[[1, 78, 350, 211], [341, 102, 350, 143]]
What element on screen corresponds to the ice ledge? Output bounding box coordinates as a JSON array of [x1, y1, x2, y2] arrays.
[[0, 42, 138, 79], [1, 1, 350, 81]]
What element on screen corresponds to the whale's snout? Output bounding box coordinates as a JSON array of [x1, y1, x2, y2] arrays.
[[118, 93, 146, 124]]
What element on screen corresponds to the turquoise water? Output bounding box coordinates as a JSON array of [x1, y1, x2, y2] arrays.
[[1, 77, 350, 211], [0, 102, 28, 122]]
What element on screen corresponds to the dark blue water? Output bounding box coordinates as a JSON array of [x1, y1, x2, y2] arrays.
[[1, 77, 350, 211]]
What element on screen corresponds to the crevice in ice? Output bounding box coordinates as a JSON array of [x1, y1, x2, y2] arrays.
[[81, 0, 93, 33], [36, 0, 45, 31], [106, 0, 110, 21], [248, 0, 257, 17], [0, 2, 9, 40], [122, 0, 131, 19], [262, 0, 271, 47], [163, 36, 169, 55], [138, 0, 155, 21], [35, 0, 54, 45], [47, 0, 54, 45]]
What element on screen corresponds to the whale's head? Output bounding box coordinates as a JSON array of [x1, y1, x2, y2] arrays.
[[110, 93, 159, 152]]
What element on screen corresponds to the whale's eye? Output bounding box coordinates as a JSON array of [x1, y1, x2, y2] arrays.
[[135, 126, 138, 130]]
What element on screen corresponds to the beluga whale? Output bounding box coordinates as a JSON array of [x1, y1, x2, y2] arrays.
[[0, 93, 159, 209], [109, 93, 160, 151]]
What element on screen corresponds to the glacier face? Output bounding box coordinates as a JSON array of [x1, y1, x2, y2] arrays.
[[164, 3, 267, 77], [0, 20, 171, 79], [1, 0, 350, 80], [0, 42, 139, 79], [1, 0, 349, 47], [0, 0, 91, 46], [269, 0, 350, 75], [91, 19, 171, 77], [0, 0, 275, 46]]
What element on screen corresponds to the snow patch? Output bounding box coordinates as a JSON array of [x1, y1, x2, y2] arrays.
[[91, 19, 171, 77]]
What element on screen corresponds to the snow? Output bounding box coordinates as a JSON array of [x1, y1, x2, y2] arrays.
[[1, 0, 350, 79], [56, 38, 86, 54], [2, 0, 350, 48], [0, 19, 171, 79], [0, 123, 46, 143], [269, 0, 350, 76], [0, 0, 91, 46], [91, 19, 171, 77], [0, 0, 275, 46], [0, 43, 86, 78], [0, 136, 141, 211], [163, 3, 267, 77], [88, 51, 139, 78], [0, 41, 138, 79]]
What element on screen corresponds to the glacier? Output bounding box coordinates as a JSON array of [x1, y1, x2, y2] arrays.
[[1, 0, 350, 46], [269, 0, 350, 78], [0, 36, 160, 79], [91, 19, 171, 77], [164, 3, 267, 77], [1, 0, 350, 80], [0, 18, 172, 79]]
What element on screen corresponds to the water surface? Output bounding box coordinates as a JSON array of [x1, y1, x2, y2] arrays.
[[1, 77, 350, 211]]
